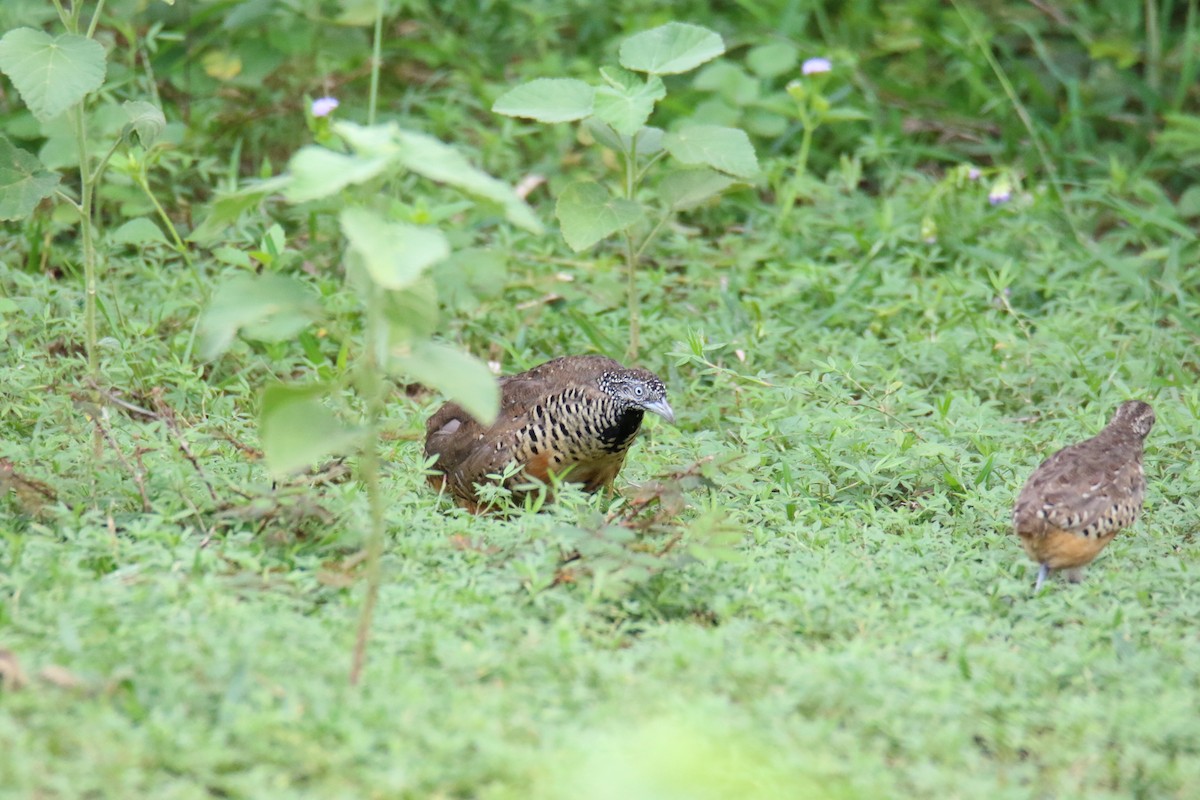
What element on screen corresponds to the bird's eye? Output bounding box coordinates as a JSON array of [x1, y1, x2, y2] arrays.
[[635, 386, 644, 396]]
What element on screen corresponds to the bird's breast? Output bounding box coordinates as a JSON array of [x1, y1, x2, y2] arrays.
[[597, 407, 645, 453]]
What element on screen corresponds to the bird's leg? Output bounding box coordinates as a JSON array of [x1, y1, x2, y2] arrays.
[[1034, 563, 1050, 593]]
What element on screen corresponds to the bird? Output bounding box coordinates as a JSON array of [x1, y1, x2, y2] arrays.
[[424, 355, 675, 512], [1012, 400, 1155, 592]]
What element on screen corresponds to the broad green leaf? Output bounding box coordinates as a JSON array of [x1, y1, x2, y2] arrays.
[[122, 100, 166, 147], [381, 280, 440, 341], [690, 98, 741, 127], [632, 126, 664, 156], [387, 127, 543, 234], [284, 145, 390, 203], [693, 62, 758, 106], [393, 341, 499, 426], [213, 246, 254, 268], [433, 247, 509, 312], [582, 119, 663, 157], [0, 29, 106, 121], [598, 64, 642, 91], [592, 74, 666, 137], [332, 120, 402, 157], [0, 135, 59, 220], [260, 383, 359, 475], [199, 273, 319, 359], [492, 78, 595, 122], [746, 41, 798, 78], [662, 125, 759, 179], [188, 176, 290, 243], [339, 207, 449, 290], [743, 108, 788, 138], [110, 217, 168, 246], [583, 118, 625, 151], [328, 122, 541, 234], [658, 168, 737, 211], [619, 23, 725, 75], [555, 181, 644, 252]]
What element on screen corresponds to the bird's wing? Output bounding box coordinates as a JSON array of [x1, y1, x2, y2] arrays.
[[1013, 439, 1144, 536], [423, 399, 485, 482], [426, 375, 561, 492]]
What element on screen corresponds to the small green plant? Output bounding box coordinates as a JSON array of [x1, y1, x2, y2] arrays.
[[493, 22, 759, 360], [776, 55, 867, 222], [0, 3, 168, 379], [199, 114, 541, 687]]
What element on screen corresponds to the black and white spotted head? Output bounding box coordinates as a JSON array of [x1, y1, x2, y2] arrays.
[[1109, 400, 1155, 440], [599, 368, 675, 424]]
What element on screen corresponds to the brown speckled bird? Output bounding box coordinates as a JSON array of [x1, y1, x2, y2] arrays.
[[424, 355, 674, 512], [1012, 400, 1155, 592]]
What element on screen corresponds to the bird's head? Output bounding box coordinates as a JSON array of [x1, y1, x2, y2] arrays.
[[600, 369, 675, 424], [1110, 400, 1155, 439]]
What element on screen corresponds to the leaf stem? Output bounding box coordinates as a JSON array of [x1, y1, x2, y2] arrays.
[[86, 0, 109, 39], [134, 161, 193, 265]]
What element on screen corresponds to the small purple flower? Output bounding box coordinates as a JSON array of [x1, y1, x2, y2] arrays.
[[311, 96, 339, 118], [801, 57, 832, 76], [988, 182, 1012, 206], [967, 167, 981, 181]]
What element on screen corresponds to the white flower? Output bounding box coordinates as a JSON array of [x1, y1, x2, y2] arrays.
[[311, 97, 339, 118], [801, 57, 832, 75]]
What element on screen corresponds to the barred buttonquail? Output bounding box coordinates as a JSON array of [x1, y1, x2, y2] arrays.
[[1012, 400, 1154, 592], [424, 355, 674, 512]]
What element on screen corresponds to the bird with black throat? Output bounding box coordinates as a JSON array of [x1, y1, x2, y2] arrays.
[[423, 355, 675, 513], [1012, 400, 1155, 593]]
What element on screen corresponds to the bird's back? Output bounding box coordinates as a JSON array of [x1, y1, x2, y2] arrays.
[[1012, 402, 1152, 571], [424, 355, 663, 510]]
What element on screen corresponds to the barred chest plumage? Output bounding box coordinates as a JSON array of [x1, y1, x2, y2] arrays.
[[423, 354, 674, 512], [516, 389, 646, 465]]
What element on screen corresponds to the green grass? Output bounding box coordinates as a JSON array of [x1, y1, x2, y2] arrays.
[[4, 2, 1200, 797], [4, 173, 1199, 797]]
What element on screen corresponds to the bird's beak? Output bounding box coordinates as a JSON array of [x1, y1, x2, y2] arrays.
[[643, 397, 675, 424]]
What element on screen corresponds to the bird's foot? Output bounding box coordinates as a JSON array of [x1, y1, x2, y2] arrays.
[[1034, 563, 1050, 594]]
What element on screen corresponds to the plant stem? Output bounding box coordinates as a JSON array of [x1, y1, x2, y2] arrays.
[[72, 106, 99, 378], [349, 0, 392, 687], [1144, 0, 1161, 93], [779, 115, 814, 222], [367, 0, 384, 125], [632, 213, 669, 264], [622, 139, 639, 361], [134, 164, 193, 266], [350, 286, 387, 686], [50, 0, 71, 29], [624, 231, 639, 361], [86, 0, 109, 38]]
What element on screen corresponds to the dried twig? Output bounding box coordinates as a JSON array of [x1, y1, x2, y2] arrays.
[[91, 408, 151, 512], [151, 387, 219, 503]]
